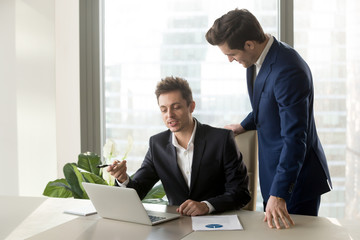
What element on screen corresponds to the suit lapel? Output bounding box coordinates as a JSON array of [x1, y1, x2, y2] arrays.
[[190, 121, 206, 193], [246, 65, 255, 108], [252, 39, 279, 122]]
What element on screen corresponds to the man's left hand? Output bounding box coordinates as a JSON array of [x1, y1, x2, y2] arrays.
[[264, 196, 295, 229], [176, 200, 209, 216]]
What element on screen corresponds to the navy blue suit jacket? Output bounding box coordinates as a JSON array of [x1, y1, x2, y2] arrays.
[[126, 120, 251, 212], [241, 37, 332, 206]]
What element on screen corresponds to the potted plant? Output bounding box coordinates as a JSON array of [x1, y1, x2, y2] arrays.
[[43, 139, 166, 203]]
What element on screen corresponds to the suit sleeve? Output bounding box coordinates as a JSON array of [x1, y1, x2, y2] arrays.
[[126, 145, 160, 200], [269, 66, 310, 200], [206, 131, 251, 212], [241, 111, 256, 130]]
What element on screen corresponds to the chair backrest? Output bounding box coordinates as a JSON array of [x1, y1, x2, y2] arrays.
[[234, 130, 258, 211]]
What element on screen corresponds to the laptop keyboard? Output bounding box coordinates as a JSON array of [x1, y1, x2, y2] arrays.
[[148, 215, 166, 223]]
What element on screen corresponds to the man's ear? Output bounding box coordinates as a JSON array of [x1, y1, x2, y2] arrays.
[[244, 40, 255, 50], [190, 101, 196, 113]]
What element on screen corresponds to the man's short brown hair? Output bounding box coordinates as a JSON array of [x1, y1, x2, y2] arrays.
[[206, 8, 266, 50], [155, 76, 193, 106]]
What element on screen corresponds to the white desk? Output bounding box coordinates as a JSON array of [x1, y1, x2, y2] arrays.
[[1, 196, 359, 240], [2, 196, 192, 240], [183, 210, 359, 240]]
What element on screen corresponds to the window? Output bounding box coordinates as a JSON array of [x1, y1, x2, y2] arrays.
[[102, 0, 277, 177], [294, 0, 351, 218], [93, 0, 360, 219]]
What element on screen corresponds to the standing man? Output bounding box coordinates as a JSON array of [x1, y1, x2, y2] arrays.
[[108, 76, 251, 216], [206, 9, 332, 228]]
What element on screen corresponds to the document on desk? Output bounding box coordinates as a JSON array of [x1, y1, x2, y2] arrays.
[[191, 215, 243, 231], [63, 201, 97, 216]]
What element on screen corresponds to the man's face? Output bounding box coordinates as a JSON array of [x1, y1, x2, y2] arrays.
[[218, 41, 257, 68], [158, 90, 195, 134]]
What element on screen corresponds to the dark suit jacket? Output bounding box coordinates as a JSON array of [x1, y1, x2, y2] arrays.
[[126, 120, 251, 212], [241, 37, 332, 207]]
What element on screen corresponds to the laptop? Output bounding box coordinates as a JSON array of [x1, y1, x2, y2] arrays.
[[82, 182, 180, 225]]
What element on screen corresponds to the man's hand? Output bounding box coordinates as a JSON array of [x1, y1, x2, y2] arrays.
[[224, 123, 246, 136], [264, 196, 295, 229], [176, 200, 209, 216], [107, 160, 128, 183]]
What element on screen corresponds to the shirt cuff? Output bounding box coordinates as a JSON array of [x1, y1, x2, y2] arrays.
[[202, 201, 215, 213], [115, 174, 130, 187]]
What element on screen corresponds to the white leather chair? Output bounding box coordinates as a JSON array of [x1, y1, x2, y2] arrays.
[[235, 130, 258, 211]]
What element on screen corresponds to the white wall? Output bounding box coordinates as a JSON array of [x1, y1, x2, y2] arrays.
[[16, 0, 57, 196], [0, 0, 80, 196], [0, 0, 18, 196], [55, 0, 81, 179]]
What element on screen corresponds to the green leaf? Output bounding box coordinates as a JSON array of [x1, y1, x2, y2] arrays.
[[43, 179, 73, 198], [81, 171, 108, 185], [142, 198, 168, 204], [63, 163, 88, 199], [44, 151, 167, 202], [143, 184, 166, 200], [77, 152, 101, 176]]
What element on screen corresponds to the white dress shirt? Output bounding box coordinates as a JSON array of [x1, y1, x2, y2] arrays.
[[171, 120, 196, 188], [171, 119, 214, 213], [254, 34, 274, 76]]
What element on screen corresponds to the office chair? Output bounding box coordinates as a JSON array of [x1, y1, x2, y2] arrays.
[[235, 130, 258, 211]]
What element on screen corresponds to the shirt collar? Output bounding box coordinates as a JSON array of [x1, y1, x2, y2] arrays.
[[171, 118, 197, 149], [255, 34, 274, 71]]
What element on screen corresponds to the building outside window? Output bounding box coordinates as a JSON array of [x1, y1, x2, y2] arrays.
[[102, 0, 276, 181]]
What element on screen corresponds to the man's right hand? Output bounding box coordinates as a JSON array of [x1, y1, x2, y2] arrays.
[[107, 160, 128, 183], [177, 200, 209, 216], [264, 196, 295, 229], [224, 123, 246, 136]]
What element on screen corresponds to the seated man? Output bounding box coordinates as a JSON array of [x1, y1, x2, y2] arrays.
[[108, 76, 251, 216]]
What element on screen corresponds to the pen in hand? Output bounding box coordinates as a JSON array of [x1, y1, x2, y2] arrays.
[[97, 160, 121, 168], [96, 164, 111, 168]]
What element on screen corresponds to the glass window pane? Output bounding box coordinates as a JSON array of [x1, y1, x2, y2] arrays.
[[294, 0, 347, 218], [102, 0, 278, 175]]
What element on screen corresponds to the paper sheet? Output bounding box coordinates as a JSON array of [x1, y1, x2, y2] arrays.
[[191, 215, 243, 231], [63, 202, 97, 216]]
